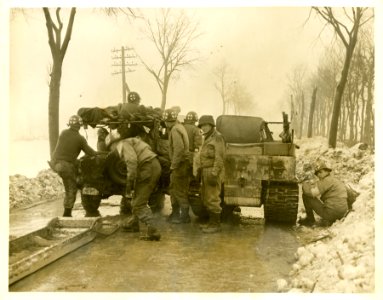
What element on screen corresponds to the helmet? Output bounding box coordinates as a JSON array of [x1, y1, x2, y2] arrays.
[[97, 127, 108, 137], [67, 115, 83, 127], [198, 115, 215, 128], [314, 161, 332, 175], [185, 111, 198, 123], [127, 91, 141, 103], [162, 108, 178, 122]]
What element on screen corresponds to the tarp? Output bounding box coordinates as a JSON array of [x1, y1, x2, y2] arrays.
[[216, 115, 266, 143]]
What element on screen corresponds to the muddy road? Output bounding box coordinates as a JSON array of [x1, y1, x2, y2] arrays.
[[9, 196, 302, 292]]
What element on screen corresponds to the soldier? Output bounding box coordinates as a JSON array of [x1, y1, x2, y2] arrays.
[[299, 161, 348, 227], [163, 108, 192, 223], [50, 115, 98, 217], [118, 91, 141, 118], [197, 115, 226, 233], [113, 136, 162, 241], [96, 127, 109, 152], [183, 111, 203, 154]]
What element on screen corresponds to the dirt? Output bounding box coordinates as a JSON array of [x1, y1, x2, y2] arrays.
[[8, 195, 302, 292]]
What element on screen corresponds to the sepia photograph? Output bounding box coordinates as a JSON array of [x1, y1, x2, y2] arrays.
[[1, 0, 381, 298]]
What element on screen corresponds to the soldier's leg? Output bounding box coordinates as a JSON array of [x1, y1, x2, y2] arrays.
[[132, 159, 162, 240], [170, 161, 191, 223], [201, 168, 222, 233]]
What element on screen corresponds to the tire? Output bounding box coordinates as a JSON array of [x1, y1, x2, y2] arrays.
[[105, 150, 127, 185], [81, 194, 102, 217], [263, 182, 299, 224]]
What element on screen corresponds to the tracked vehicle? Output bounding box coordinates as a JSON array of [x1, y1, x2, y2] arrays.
[[190, 113, 299, 224]]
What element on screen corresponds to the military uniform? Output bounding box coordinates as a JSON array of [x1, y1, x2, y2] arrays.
[[302, 175, 348, 223], [198, 115, 226, 232], [51, 116, 97, 217], [115, 137, 162, 240], [300, 161, 348, 226]]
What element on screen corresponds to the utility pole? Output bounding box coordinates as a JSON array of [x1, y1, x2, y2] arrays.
[[111, 46, 137, 103]]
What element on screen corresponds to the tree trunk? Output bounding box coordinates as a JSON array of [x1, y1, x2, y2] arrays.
[[49, 62, 63, 156], [307, 86, 317, 138], [328, 44, 356, 148], [299, 92, 305, 139]]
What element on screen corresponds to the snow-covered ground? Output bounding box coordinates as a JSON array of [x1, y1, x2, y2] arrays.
[[280, 137, 377, 293]]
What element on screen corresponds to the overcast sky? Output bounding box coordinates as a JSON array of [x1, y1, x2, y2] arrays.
[[7, 4, 349, 140]]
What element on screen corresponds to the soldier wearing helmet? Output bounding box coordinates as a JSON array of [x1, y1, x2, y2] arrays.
[[197, 115, 226, 233], [51, 115, 98, 217], [162, 107, 192, 224], [299, 160, 348, 227], [183, 111, 203, 153], [97, 127, 109, 152], [118, 91, 141, 119]]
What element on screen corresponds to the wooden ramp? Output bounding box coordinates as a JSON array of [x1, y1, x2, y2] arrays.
[[9, 217, 118, 285]]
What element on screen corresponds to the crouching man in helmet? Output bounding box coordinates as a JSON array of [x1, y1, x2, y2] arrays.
[[50, 115, 98, 217], [299, 161, 348, 227], [197, 115, 226, 233], [112, 136, 162, 241]]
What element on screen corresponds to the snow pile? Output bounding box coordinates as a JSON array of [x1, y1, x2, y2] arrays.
[[9, 169, 64, 209], [283, 136, 375, 293]]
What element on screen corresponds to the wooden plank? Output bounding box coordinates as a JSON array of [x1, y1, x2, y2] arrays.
[[9, 217, 100, 285]]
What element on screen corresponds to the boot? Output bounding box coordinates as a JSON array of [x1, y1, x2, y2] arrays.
[[119, 196, 132, 216], [298, 217, 315, 227], [139, 224, 161, 241], [146, 225, 161, 241], [167, 204, 180, 223], [172, 207, 191, 224], [63, 208, 72, 217], [121, 215, 140, 232], [202, 213, 221, 233], [85, 209, 101, 217]]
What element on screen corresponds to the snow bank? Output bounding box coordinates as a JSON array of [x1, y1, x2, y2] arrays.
[[283, 136, 375, 293]]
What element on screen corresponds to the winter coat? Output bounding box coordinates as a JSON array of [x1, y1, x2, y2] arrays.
[[114, 137, 157, 182], [303, 174, 348, 214], [168, 121, 190, 170], [199, 129, 225, 178], [183, 123, 203, 152], [52, 128, 97, 164]]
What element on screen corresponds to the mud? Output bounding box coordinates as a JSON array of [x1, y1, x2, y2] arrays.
[[9, 196, 302, 292]]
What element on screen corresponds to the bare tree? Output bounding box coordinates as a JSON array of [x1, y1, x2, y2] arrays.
[[42, 8, 138, 156], [138, 9, 201, 110], [213, 61, 232, 115], [288, 65, 306, 138], [43, 8, 76, 156], [307, 86, 318, 138], [312, 7, 373, 148]]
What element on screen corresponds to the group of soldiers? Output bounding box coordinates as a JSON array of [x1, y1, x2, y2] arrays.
[[50, 91, 226, 241], [49, 91, 351, 242]]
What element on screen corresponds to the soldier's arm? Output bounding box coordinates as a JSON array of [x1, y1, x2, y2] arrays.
[[212, 135, 225, 175]]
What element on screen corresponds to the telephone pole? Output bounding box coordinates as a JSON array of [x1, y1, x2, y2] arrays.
[[111, 46, 137, 103]]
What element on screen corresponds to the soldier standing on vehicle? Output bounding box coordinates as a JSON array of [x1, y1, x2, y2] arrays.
[[163, 108, 192, 223], [50, 115, 98, 217], [299, 161, 348, 227], [197, 115, 226, 233], [113, 136, 162, 241]]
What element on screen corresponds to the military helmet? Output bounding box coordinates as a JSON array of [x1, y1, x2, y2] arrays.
[[127, 91, 141, 103], [97, 127, 108, 137], [198, 115, 215, 128], [67, 115, 83, 127], [162, 108, 178, 122], [314, 161, 332, 175], [185, 111, 198, 123]]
